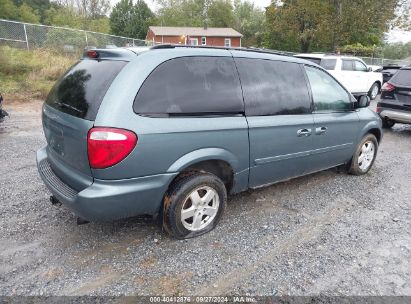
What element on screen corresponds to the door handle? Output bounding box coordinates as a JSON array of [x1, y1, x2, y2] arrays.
[[315, 126, 328, 135], [297, 128, 312, 137]]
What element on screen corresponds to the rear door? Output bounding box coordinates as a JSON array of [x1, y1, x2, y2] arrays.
[[338, 59, 366, 93], [235, 57, 314, 188], [43, 59, 128, 189], [303, 65, 360, 171]]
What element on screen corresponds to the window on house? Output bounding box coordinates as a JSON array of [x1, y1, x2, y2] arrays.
[[189, 38, 198, 46], [201, 37, 206, 45], [224, 38, 231, 47]]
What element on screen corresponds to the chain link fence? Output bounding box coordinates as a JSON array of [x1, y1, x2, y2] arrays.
[[360, 56, 411, 67], [0, 18, 150, 54]]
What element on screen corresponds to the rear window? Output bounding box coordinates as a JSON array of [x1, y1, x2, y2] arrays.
[[45, 60, 127, 120], [297, 57, 321, 65], [235, 58, 311, 116], [342, 60, 354, 71], [133, 57, 243, 115], [320, 59, 337, 70], [391, 69, 411, 86]]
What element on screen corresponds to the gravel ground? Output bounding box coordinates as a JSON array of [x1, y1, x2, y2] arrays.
[[0, 99, 410, 296]]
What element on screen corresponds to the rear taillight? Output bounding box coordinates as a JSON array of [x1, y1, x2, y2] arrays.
[[87, 127, 137, 169], [381, 82, 396, 92], [376, 106, 382, 113]]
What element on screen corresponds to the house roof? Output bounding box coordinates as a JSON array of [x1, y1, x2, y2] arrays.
[[148, 26, 243, 38]]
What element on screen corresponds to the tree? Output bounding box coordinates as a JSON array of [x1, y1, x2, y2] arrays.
[[110, 0, 154, 39], [208, 0, 235, 27], [0, 0, 18, 20], [17, 3, 40, 23], [264, 0, 332, 52], [264, 0, 403, 52], [233, 0, 265, 47]]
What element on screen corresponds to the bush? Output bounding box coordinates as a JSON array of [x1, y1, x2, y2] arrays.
[[0, 46, 76, 100]]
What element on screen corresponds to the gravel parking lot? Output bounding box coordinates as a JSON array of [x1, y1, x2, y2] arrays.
[[0, 99, 410, 296]]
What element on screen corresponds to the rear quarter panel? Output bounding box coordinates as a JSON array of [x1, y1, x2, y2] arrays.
[[93, 48, 250, 191]]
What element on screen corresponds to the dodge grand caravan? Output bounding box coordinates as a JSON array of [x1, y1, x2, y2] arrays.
[[37, 45, 382, 239]]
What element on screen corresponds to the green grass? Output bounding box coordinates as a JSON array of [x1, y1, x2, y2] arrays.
[[0, 46, 77, 101]]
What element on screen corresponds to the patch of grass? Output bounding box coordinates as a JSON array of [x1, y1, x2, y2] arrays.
[[0, 46, 77, 101]]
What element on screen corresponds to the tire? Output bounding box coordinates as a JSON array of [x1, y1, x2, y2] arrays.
[[368, 82, 380, 100], [162, 172, 227, 239], [349, 134, 378, 175], [382, 118, 395, 129]]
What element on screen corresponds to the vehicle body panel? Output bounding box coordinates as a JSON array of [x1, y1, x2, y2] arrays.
[[36, 46, 383, 221]]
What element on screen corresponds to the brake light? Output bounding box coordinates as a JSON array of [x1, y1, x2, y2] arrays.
[[381, 82, 395, 92], [87, 50, 99, 58], [376, 106, 382, 113], [87, 127, 137, 169]]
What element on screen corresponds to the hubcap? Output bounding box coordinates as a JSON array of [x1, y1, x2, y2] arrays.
[[371, 85, 379, 99], [180, 186, 219, 232], [358, 141, 375, 171]]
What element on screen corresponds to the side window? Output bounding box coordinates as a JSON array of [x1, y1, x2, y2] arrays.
[[133, 57, 244, 114], [342, 60, 354, 71], [354, 60, 368, 72], [235, 58, 311, 116], [320, 59, 337, 70], [305, 65, 352, 112]]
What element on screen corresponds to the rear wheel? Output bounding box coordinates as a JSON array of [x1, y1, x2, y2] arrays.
[[162, 172, 227, 239], [349, 134, 378, 175], [368, 82, 380, 100]]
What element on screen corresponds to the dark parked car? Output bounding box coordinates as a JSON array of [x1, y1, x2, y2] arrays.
[[37, 45, 382, 239], [377, 64, 404, 84], [377, 66, 411, 128]]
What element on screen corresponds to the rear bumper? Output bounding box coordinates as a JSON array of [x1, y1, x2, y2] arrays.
[[37, 147, 178, 221], [379, 109, 411, 124]]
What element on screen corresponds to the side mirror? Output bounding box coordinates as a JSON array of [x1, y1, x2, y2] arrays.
[[357, 95, 370, 108], [367, 67, 372, 72]]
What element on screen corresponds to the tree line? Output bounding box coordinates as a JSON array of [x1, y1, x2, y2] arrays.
[[0, 0, 410, 57]]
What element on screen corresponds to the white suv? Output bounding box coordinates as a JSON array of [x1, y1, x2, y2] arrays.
[[296, 53, 383, 100]]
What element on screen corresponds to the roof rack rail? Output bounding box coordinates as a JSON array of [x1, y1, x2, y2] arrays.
[[150, 44, 293, 57]]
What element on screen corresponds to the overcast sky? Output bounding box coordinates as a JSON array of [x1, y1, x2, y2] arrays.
[[109, 0, 411, 43]]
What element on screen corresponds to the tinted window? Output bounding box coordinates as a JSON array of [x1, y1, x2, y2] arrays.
[[320, 59, 337, 70], [46, 60, 127, 120], [305, 66, 351, 112], [296, 57, 321, 65], [391, 69, 411, 86], [134, 57, 243, 114], [342, 60, 354, 71], [235, 58, 311, 116], [354, 60, 368, 72]]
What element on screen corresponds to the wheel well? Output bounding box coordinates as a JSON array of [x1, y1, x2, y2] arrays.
[[173, 160, 234, 193], [368, 128, 381, 143], [374, 81, 381, 90]]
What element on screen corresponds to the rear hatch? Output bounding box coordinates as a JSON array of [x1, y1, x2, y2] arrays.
[[43, 58, 128, 190], [390, 68, 411, 106]]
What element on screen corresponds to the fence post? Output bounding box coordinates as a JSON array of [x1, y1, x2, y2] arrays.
[[23, 23, 29, 50], [85, 31, 88, 48]]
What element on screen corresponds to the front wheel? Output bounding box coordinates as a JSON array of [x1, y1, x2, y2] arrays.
[[162, 172, 227, 239], [368, 82, 380, 100], [349, 134, 378, 175]]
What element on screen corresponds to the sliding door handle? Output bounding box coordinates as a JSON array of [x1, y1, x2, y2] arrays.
[[297, 128, 312, 137]]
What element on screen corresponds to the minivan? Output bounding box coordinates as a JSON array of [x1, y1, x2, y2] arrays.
[[37, 45, 382, 239]]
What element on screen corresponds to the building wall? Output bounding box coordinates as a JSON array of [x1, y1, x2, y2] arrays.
[[146, 30, 241, 47]]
